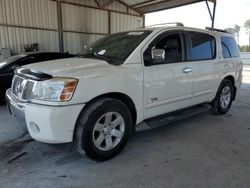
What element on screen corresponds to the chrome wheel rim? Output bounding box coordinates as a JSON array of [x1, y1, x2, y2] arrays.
[[220, 86, 232, 109], [92, 112, 125, 151]]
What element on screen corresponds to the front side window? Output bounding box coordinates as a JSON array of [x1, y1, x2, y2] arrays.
[[81, 31, 152, 65], [143, 33, 183, 66], [154, 34, 182, 64], [221, 36, 239, 58], [189, 32, 216, 61]]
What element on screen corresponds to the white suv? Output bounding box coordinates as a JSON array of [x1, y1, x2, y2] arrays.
[[6, 25, 243, 160]]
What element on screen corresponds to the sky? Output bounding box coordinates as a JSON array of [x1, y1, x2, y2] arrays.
[[145, 0, 250, 46]]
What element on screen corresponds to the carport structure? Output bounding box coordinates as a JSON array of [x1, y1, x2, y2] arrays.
[[0, 0, 216, 57], [80, 0, 217, 24]]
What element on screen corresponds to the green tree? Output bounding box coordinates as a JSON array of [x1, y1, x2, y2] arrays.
[[244, 19, 250, 47], [226, 25, 241, 44], [234, 25, 241, 44], [240, 45, 250, 52]]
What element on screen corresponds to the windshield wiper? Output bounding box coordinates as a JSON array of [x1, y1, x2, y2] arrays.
[[79, 53, 122, 65], [80, 53, 113, 64]]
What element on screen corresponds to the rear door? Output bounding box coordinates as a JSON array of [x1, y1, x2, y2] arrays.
[[186, 31, 220, 104], [143, 31, 193, 119]]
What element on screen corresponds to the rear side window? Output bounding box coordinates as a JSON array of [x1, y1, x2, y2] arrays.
[[189, 32, 216, 61], [221, 36, 239, 58]]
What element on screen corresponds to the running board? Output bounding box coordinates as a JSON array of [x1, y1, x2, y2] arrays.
[[136, 104, 210, 132]]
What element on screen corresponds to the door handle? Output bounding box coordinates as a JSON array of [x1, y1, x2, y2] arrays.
[[183, 67, 192, 74]]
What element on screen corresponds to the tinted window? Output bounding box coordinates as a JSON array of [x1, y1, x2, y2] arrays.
[[143, 34, 183, 65], [189, 32, 216, 61], [154, 34, 182, 64], [221, 36, 239, 58]]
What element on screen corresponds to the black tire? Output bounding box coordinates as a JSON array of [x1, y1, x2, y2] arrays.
[[75, 98, 132, 161], [210, 79, 234, 115]]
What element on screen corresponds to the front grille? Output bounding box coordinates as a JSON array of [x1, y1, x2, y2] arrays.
[[12, 76, 25, 99], [11, 75, 36, 101]]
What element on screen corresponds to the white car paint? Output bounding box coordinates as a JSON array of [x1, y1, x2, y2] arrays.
[[6, 26, 243, 143]]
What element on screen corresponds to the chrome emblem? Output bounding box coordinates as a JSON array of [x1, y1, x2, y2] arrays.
[[15, 82, 21, 93]]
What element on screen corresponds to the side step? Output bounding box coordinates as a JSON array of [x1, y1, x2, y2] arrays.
[[136, 104, 209, 132]]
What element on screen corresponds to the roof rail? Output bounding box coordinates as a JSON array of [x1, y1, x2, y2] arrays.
[[147, 22, 184, 28], [205, 27, 232, 34]]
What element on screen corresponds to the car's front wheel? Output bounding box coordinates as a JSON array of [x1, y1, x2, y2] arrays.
[[75, 98, 132, 161], [210, 79, 234, 115]]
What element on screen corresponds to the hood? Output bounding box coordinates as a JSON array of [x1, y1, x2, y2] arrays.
[[23, 57, 112, 78]]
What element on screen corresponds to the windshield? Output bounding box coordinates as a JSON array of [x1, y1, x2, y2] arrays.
[[81, 31, 152, 65]]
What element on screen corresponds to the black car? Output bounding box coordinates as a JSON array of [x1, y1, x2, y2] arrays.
[[0, 52, 75, 100]]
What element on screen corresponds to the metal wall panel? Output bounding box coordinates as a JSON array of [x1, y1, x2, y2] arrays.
[[0, 0, 57, 29], [63, 32, 103, 54], [0, 26, 59, 54], [62, 3, 108, 34], [0, 0, 143, 55], [110, 12, 143, 33], [0, 0, 58, 55]]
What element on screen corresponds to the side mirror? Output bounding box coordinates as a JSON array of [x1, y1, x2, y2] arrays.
[[152, 49, 165, 63]]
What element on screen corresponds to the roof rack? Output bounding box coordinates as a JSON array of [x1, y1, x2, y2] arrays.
[[205, 27, 232, 34], [147, 22, 184, 28]]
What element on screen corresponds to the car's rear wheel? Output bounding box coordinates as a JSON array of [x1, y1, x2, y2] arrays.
[[75, 98, 132, 161], [210, 79, 234, 115]]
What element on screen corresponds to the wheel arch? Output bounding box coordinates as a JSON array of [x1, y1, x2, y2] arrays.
[[223, 75, 237, 100], [76, 92, 137, 127]]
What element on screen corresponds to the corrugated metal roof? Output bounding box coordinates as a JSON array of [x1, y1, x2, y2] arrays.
[[135, 0, 215, 13], [97, 0, 216, 14]]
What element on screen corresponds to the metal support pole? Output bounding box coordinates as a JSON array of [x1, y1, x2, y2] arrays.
[[205, 0, 217, 29], [108, 11, 111, 34], [211, 1, 217, 28], [205, 0, 213, 20], [143, 14, 145, 28], [57, 0, 64, 52]]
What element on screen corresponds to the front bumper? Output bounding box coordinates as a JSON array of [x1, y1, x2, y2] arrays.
[[6, 89, 85, 143], [6, 89, 28, 132]]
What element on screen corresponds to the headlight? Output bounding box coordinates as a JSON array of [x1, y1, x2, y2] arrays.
[[32, 78, 78, 102]]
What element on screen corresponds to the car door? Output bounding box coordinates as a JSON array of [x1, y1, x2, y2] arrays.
[[186, 31, 220, 105], [143, 32, 193, 119]]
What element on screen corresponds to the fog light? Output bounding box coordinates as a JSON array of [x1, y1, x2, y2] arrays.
[[30, 122, 40, 133]]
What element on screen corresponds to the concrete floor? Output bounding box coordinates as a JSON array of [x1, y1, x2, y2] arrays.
[[0, 68, 250, 188]]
